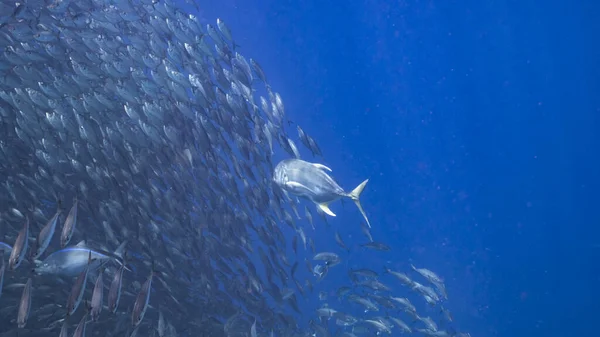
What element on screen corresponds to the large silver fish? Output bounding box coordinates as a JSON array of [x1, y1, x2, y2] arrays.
[[34, 241, 127, 277], [273, 159, 371, 227]]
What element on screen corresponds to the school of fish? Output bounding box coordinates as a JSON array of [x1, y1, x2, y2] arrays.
[[0, 1, 473, 337]]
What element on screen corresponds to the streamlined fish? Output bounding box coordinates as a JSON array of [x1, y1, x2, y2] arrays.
[[8, 217, 30, 271], [90, 268, 105, 321], [66, 250, 92, 316], [35, 240, 127, 277], [131, 268, 155, 327], [33, 206, 62, 259], [60, 197, 78, 247], [17, 277, 33, 328], [107, 258, 126, 314], [273, 159, 371, 227]]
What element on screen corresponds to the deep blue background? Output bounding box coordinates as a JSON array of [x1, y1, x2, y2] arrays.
[[193, 1, 600, 336]]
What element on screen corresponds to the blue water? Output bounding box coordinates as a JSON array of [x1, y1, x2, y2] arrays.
[[193, 1, 600, 336]]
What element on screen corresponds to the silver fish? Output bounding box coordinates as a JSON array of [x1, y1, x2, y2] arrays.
[[132, 268, 154, 327], [17, 277, 33, 328], [361, 242, 390, 251], [35, 240, 127, 277], [8, 217, 29, 270], [273, 159, 371, 227], [411, 264, 444, 284], [107, 256, 126, 314], [90, 268, 104, 321], [60, 197, 78, 247], [216, 18, 233, 43], [66, 250, 92, 316], [33, 206, 62, 259], [389, 317, 412, 333]]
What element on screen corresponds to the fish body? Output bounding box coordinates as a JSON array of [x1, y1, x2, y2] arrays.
[[361, 242, 391, 251], [66, 250, 92, 316], [90, 269, 104, 321], [107, 260, 125, 313], [17, 277, 33, 328], [273, 159, 371, 227], [33, 208, 62, 259], [132, 269, 154, 327], [411, 264, 444, 284], [8, 218, 29, 270], [60, 198, 78, 247], [35, 241, 126, 276], [389, 317, 412, 333]]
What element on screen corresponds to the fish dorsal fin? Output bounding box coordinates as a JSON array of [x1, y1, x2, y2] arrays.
[[285, 181, 311, 194], [75, 240, 87, 248], [317, 202, 336, 217], [312, 163, 332, 172]]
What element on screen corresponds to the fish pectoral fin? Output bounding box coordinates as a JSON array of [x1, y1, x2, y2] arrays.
[[285, 181, 311, 194], [317, 203, 336, 217], [312, 163, 332, 172]]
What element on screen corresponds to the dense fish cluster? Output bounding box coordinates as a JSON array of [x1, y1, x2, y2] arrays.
[[0, 1, 474, 337]]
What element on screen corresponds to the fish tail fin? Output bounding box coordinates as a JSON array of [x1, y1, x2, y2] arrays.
[[347, 179, 371, 228]]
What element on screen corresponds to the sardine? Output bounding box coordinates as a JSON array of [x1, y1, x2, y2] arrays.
[[131, 268, 155, 327], [17, 277, 33, 328], [8, 217, 29, 270], [107, 255, 126, 314], [66, 250, 92, 316], [33, 205, 62, 259], [60, 197, 78, 247], [90, 268, 104, 321]]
